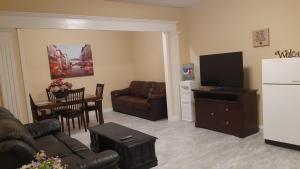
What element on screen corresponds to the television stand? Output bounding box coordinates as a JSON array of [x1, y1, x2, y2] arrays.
[[192, 88, 258, 138], [209, 87, 245, 92]]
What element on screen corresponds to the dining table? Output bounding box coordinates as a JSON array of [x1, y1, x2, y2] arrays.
[[35, 94, 104, 124]]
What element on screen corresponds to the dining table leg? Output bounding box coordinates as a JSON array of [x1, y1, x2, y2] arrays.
[[97, 101, 104, 124]]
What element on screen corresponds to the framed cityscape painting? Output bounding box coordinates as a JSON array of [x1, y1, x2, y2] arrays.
[[47, 44, 94, 79]]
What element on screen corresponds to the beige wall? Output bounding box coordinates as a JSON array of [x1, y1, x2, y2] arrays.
[[20, 29, 136, 111], [130, 32, 165, 82], [185, 0, 300, 125], [0, 0, 186, 123], [19, 29, 164, 123], [0, 0, 188, 65]]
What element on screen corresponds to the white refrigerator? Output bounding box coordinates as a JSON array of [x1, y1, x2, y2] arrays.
[[262, 58, 300, 147]]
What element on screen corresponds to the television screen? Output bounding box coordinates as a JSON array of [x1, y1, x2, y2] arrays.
[[200, 52, 243, 88]]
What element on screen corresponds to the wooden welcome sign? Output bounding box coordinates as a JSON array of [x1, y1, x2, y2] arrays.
[[275, 49, 300, 58]]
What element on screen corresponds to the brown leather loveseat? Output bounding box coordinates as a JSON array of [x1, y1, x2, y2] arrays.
[[111, 81, 167, 121]]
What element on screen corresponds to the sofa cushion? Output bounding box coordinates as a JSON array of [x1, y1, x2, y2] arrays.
[[53, 132, 70, 141], [35, 135, 58, 148], [61, 154, 83, 168], [25, 119, 61, 139], [129, 81, 151, 98], [61, 138, 88, 153], [140, 82, 151, 98], [36, 132, 91, 158], [149, 82, 166, 96], [38, 139, 72, 157], [54, 132, 90, 152], [115, 96, 150, 111], [35, 132, 114, 169]]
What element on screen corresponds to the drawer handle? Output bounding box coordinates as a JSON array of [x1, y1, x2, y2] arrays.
[[225, 108, 229, 112], [210, 113, 214, 116], [226, 121, 230, 125]]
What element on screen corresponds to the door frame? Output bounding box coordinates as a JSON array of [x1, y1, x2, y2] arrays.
[[0, 29, 21, 118], [0, 11, 182, 122]]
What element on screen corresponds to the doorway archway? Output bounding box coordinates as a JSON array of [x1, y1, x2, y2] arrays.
[[0, 11, 182, 122]]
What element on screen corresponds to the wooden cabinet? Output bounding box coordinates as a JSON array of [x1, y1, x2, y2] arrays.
[[193, 89, 258, 138]]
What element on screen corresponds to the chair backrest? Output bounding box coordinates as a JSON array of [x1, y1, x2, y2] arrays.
[[46, 88, 66, 112], [29, 94, 39, 122], [46, 88, 56, 101], [65, 88, 85, 111], [96, 84, 104, 99]]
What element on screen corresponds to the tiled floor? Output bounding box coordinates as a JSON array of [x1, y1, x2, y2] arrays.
[[72, 111, 300, 169]]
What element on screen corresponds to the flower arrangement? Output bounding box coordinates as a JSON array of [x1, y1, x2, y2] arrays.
[[48, 78, 72, 93], [20, 150, 67, 169]]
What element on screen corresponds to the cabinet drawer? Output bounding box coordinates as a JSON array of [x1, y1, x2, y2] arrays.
[[195, 100, 219, 129], [220, 103, 241, 114], [218, 103, 243, 133]]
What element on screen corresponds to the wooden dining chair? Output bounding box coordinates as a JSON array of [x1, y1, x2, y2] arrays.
[[85, 83, 104, 125], [29, 94, 58, 122], [46, 88, 69, 115], [46, 88, 56, 101], [60, 88, 86, 136], [46, 88, 74, 130]]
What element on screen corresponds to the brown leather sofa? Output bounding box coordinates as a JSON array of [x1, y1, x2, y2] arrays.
[[111, 81, 167, 121]]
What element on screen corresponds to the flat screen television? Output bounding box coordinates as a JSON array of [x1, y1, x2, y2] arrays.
[[200, 52, 243, 88]]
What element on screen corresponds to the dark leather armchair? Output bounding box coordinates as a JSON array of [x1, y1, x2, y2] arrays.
[[111, 81, 167, 121], [0, 107, 119, 169]]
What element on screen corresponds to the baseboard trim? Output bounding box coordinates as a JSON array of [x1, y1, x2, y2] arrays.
[[265, 139, 300, 151], [103, 108, 113, 113]]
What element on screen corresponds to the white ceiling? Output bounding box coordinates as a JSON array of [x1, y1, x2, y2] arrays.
[[107, 0, 201, 8]]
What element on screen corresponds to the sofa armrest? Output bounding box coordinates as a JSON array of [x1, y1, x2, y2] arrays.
[[25, 119, 61, 139], [0, 140, 36, 169], [80, 150, 119, 169], [111, 88, 130, 97]]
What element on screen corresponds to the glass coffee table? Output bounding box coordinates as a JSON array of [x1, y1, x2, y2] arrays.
[[89, 122, 157, 169]]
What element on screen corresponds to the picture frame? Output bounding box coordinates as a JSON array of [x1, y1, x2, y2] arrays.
[[252, 28, 270, 48], [182, 63, 195, 81], [47, 44, 94, 79]]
